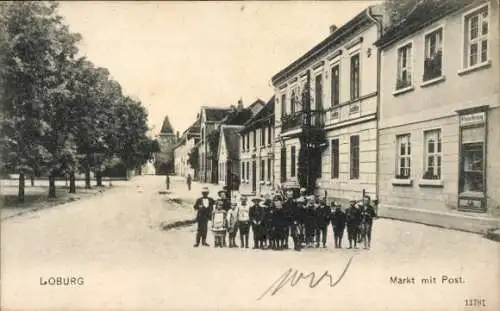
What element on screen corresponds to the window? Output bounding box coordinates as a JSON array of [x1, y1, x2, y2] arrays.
[[290, 146, 296, 177], [331, 65, 340, 106], [331, 139, 339, 179], [315, 74, 323, 109], [350, 54, 360, 100], [424, 28, 443, 81], [396, 43, 412, 89], [350, 135, 359, 179], [261, 159, 265, 180], [268, 126, 272, 145], [423, 130, 442, 180], [290, 89, 296, 114], [241, 162, 245, 180], [246, 162, 250, 182], [281, 93, 286, 117], [396, 134, 411, 179], [261, 128, 265, 146], [461, 142, 484, 192], [464, 6, 488, 68], [267, 158, 271, 181], [253, 130, 256, 148]]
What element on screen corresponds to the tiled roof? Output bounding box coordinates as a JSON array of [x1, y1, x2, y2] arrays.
[[160, 116, 174, 135], [375, 0, 476, 49], [241, 96, 275, 133], [205, 107, 231, 122], [222, 126, 242, 160]]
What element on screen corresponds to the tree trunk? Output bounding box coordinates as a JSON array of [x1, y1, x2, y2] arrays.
[[96, 170, 103, 187], [30, 175, 35, 187], [18, 173, 25, 202], [48, 172, 56, 198], [69, 171, 76, 194], [85, 168, 91, 189]]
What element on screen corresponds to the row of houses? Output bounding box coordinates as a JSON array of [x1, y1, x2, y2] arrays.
[[174, 0, 499, 233]]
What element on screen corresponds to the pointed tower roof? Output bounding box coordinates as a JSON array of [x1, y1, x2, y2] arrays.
[[160, 116, 174, 135]]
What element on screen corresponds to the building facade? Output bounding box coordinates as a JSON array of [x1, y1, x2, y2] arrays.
[[217, 125, 243, 189], [174, 118, 200, 178], [239, 97, 275, 195], [272, 5, 386, 203], [375, 0, 500, 232]]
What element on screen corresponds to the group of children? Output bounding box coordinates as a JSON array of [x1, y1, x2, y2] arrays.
[[208, 188, 378, 251]]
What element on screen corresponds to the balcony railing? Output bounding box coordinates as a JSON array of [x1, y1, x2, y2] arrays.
[[281, 110, 325, 133]]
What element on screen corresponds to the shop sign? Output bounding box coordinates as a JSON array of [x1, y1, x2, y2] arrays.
[[460, 112, 485, 127]]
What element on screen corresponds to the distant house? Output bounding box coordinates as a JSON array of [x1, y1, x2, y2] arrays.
[[155, 116, 177, 175], [174, 117, 200, 179], [217, 125, 243, 190], [239, 96, 275, 195], [374, 0, 499, 232]]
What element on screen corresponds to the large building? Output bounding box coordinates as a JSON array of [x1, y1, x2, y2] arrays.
[[375, 0, 500, 232], [271, 5, 386, 203], [217, 125, 243, 189], [239, 96, 275, 195], [155, 116, 178, 175]]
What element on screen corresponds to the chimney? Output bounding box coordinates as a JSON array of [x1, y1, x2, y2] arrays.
[[329, 24, 338, 34], [237, 98, 244, 110]]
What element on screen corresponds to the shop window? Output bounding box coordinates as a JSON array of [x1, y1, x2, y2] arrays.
[[396, 134, 411, 179], [461, 142, 484, 192], [423, 130, 442, 180]]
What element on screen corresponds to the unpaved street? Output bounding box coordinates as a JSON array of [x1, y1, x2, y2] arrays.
[[2, 176, 499, 311]]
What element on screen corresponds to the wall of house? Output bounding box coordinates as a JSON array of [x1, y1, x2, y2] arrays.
[[379, 2, 499, 129], [377, 1, 500, 225]]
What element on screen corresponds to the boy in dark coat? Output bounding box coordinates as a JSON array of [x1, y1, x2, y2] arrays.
[[264, 199, 277, 249], [331, 202, 346, 248], [346, 200, 361, 249], [193, 187, 215, 247], [249, 197, 264, 249], [360, 196, 377, 249], [315, 198, 331, 248]]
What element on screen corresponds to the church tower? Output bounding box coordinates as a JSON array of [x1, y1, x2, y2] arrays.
[[155, 116, 177, 175]]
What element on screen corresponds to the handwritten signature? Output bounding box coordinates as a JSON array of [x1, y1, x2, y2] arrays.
[[257, 256, 354, 300]]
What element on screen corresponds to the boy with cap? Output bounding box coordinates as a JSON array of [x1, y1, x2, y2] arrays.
[[315, 197, 331, 248], [193, 187, 215, 247], [331, 202, 346, 248], [237, 195, 251, 248], [346, 199, 361, 249], [249, 197, 264, 249], [360, 196, 377, 249]]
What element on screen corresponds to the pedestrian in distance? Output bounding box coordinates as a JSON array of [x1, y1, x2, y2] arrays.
[[212, 200, 228, 247], [315, 197, 330, 248], [331, 202, 346, 248], [166, 174, 170, 190], [193, 187, 214, 247], [186, 174, 192, 191], [237, 195, 251, 248], [249, 197, 264, 249], [346, 199, 361, 249], [226, 201, 239, 248]]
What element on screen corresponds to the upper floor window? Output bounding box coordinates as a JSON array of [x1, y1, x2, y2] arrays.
[[315, 74, 323, 109], [290, 146, 296, 177], [424, 28, 443, 81], [290, 89, 296, 114], [331, 139, 339, 179], [397, 43, 412, 90], [350, 54, 360, 100], [331, 64, 340, 106], [281, 93, 286, 117], [464, 5, 488, 68], [423, 129, 442, 180], [252, 130, 256, 148], [261, 128, 265, 146], [396, 134, 411, 179]]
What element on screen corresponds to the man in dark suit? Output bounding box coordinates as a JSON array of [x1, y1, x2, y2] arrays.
[[193, 187, 214, 247]]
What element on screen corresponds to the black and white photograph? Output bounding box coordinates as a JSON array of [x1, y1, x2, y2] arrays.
[[0, 0, 499, 310]]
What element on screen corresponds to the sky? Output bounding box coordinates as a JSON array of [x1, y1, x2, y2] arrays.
[[58, 1, 377, 136]]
